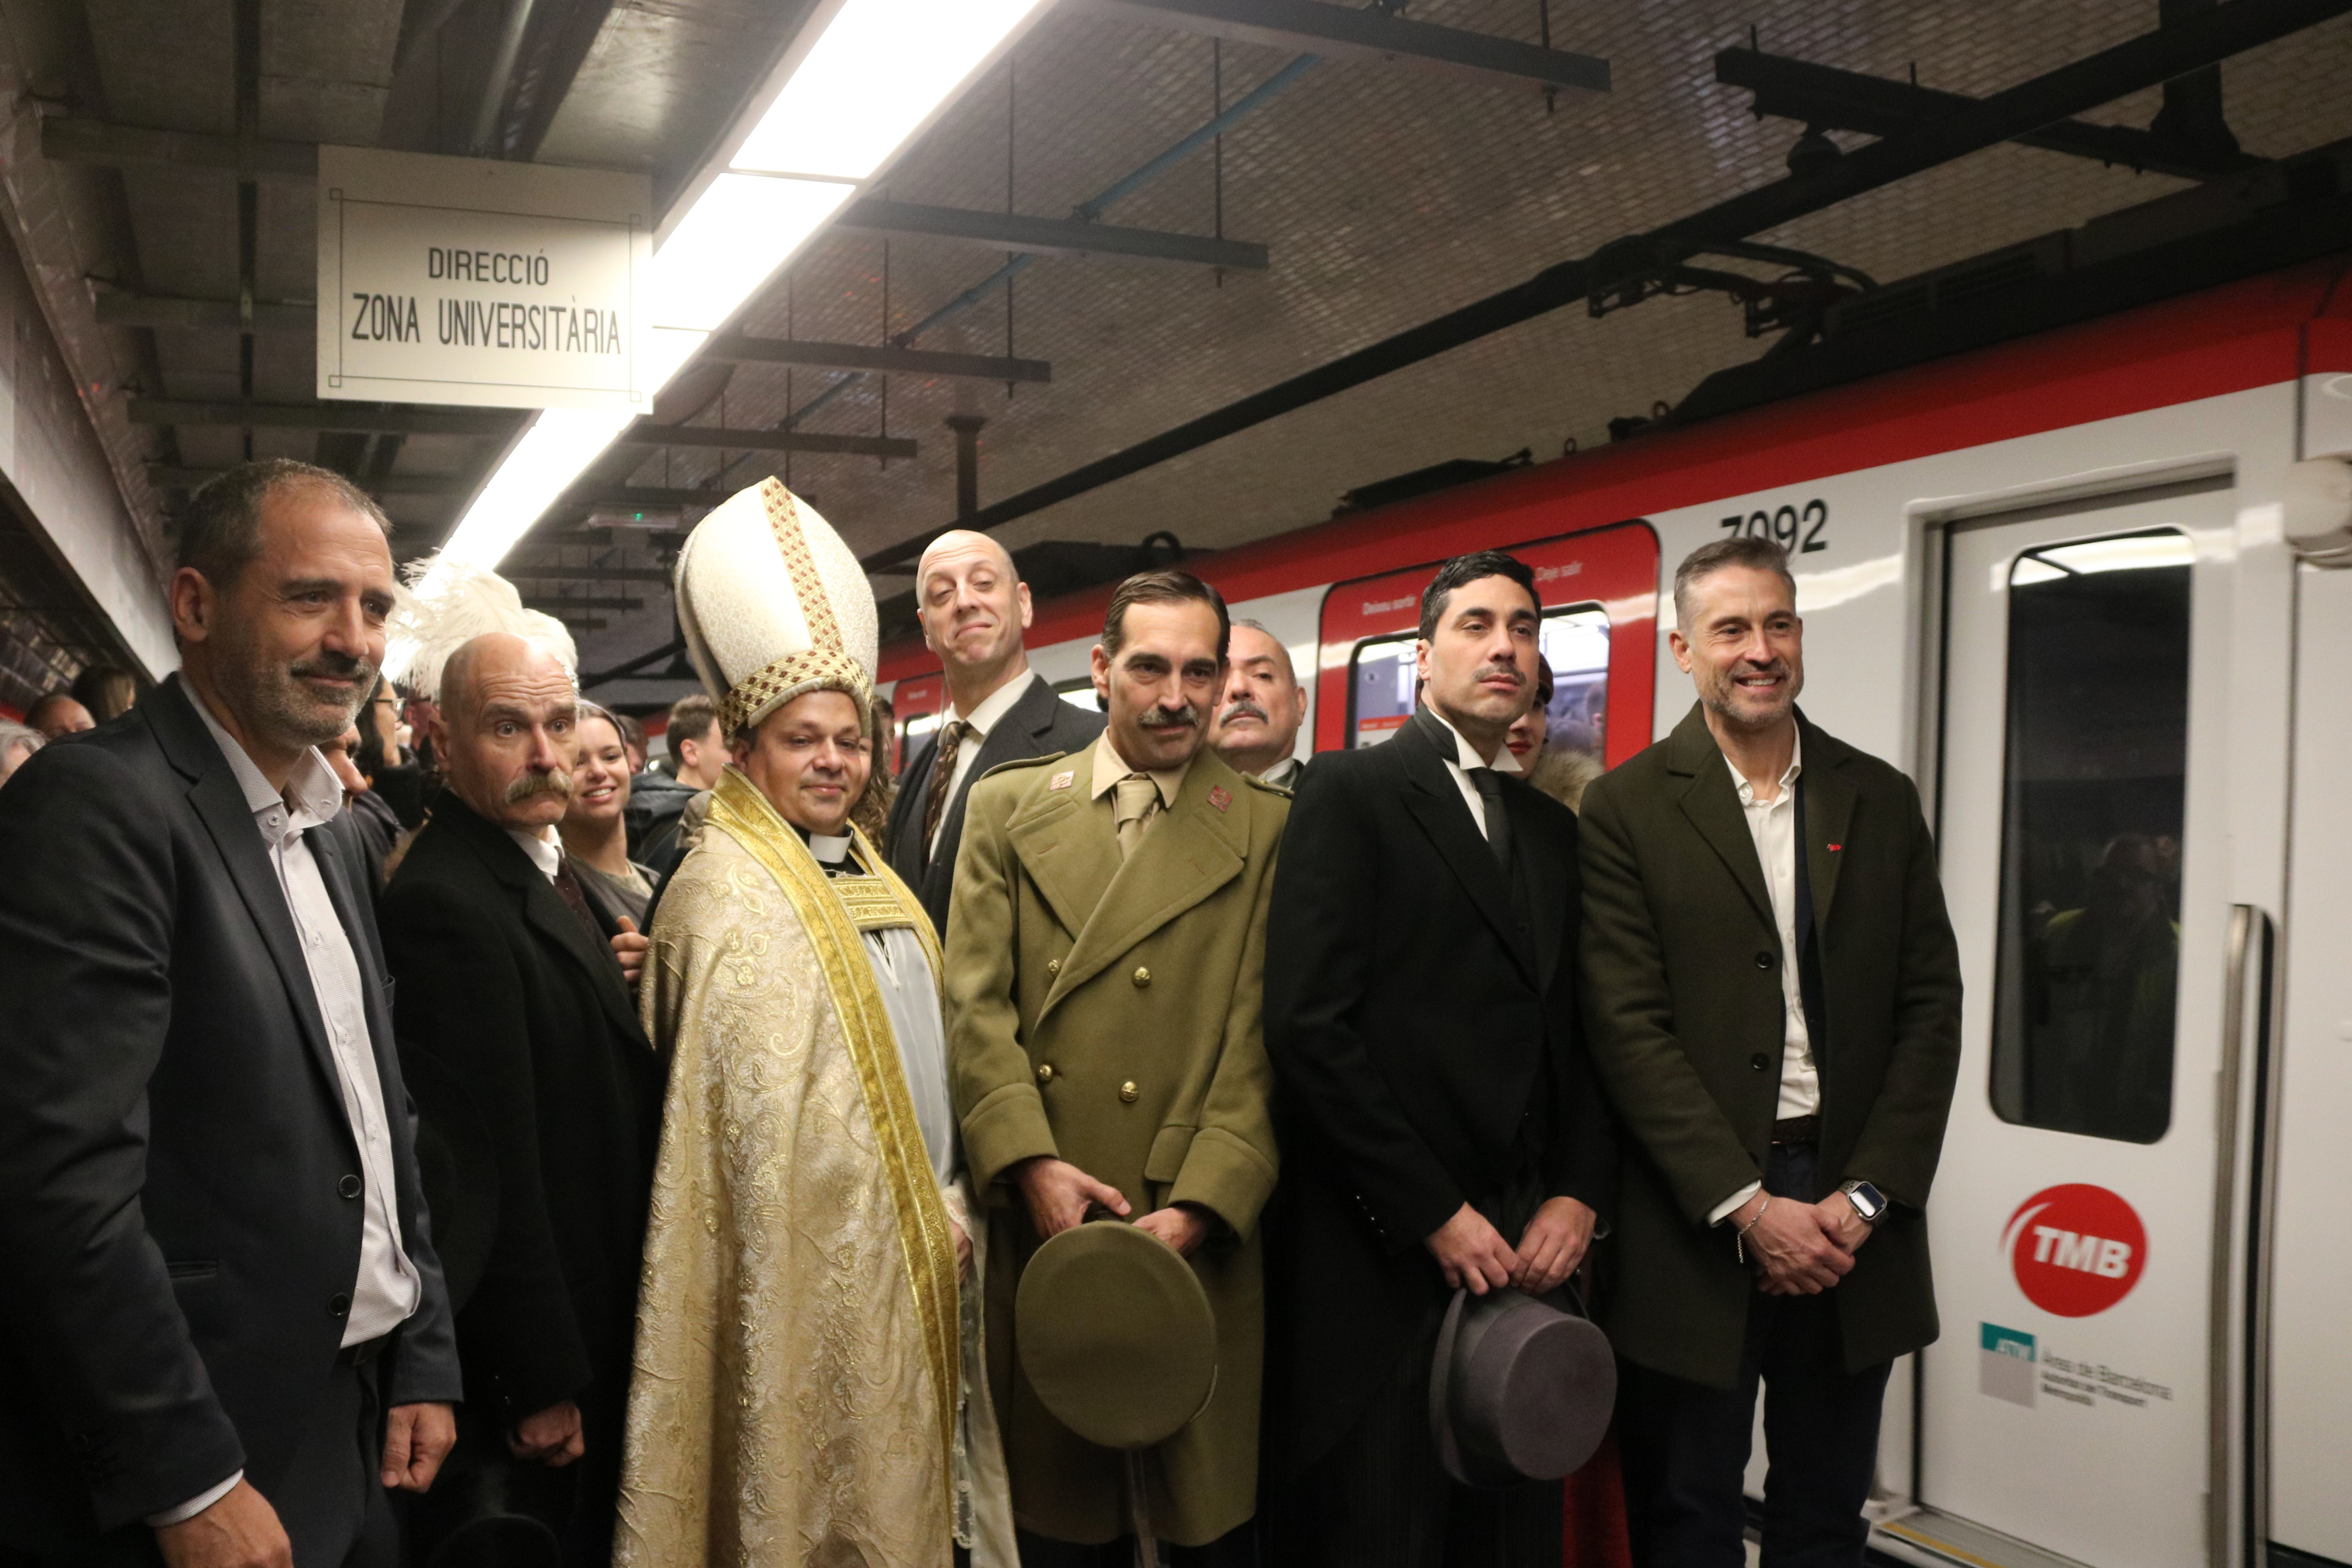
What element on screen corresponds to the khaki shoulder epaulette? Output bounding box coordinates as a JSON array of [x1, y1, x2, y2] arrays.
[[975, 750, 1068, 784], [1239, 771, 1293, 797]]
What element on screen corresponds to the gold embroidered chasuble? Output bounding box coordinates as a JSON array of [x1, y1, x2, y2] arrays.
[[617, 769, 1011, 1567]]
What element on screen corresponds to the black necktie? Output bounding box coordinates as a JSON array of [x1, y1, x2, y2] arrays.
[[1471, 767, 1512, 872]]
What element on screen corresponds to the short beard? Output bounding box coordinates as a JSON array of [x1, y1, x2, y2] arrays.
[[215, 636, 377, 752], [1697, 662, 1801, 731]]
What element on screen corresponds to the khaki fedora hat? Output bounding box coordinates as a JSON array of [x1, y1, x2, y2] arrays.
[[1016, 1217, 1218, 1450], [1429, 1283, 1615, 1488]]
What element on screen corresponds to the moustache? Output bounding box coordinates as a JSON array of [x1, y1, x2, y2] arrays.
[[505, 767, 574, 804], [1218, 699, 1269, 726], [1137, 703, 1201, 731], [291, 651, 377, 690], [1474, 663, 1525, 688]]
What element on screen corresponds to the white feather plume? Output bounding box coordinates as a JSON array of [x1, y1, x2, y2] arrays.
[[384, 556, 578, 704]]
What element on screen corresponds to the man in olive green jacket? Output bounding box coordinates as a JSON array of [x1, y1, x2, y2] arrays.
[[1579, 537, 1961, 1568], [948, 569, 1285, 1565]]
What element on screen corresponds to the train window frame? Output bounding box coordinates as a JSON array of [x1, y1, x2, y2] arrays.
[[1986, 525, 2192, 1145], [1051, 674, 1103, 712]]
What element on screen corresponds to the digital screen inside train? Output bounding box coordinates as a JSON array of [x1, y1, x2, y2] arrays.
[[1348, 605, 1610, 751]]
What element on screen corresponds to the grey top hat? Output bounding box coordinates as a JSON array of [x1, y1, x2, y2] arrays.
[[1429, 1283, 1615, 1488]]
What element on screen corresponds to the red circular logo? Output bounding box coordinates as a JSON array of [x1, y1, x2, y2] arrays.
[[2003, 1184, 2148, 1317]]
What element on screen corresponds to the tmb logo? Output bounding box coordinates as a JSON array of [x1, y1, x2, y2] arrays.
[[2003, 1184, 2147, 1317]]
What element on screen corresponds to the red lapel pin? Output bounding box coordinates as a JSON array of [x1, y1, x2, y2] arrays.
[[1827, 842, 1843, 852], [1208, 786, 1233, 813]]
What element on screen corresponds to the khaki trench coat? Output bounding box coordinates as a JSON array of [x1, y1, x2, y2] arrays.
[[946, 742, 1286, 1547]]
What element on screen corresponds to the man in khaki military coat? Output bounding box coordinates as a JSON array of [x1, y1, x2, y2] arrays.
[[948, 568, 1286, 1566]]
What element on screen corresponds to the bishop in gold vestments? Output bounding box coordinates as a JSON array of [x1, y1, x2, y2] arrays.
[[613, 476, 1014, 1567]]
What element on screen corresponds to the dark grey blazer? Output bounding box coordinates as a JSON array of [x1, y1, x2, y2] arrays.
[[883, 672, 1104, 937], [0, 676, 461, 1551]]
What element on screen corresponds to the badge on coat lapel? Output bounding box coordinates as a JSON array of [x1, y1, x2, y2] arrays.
[[1050, 770, 1075, 791], [1208, 786, 1233, 813]]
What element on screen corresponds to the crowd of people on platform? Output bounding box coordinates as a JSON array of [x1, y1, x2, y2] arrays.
[[0, 457, 1964, 1568]]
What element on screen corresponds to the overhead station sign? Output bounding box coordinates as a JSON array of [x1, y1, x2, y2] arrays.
[[316, 147, 651, 412]]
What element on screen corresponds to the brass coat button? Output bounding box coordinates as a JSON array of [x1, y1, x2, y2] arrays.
[[1119, 1081, 1140, 1103], [1037, 1063, 1056, 1084], [1133, 966, 1152, 987], [1047, 958, 1061, 975]]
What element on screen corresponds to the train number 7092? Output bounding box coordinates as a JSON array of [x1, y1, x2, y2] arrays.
[[1721, 499, 1828, 553]]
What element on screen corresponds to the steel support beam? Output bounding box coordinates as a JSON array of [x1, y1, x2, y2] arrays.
[[569, 484, 730, 510], [616, 421, 915, 459], [40, 121, 1271, 274], [839, 198, 1266, 271], [524, 595, 643, 614], [100, 293, 314, 334], [128, 399, 520, 437], [1077, 0, 1609, 95], [42, 116, 314, 183], [1713, 48, 2262, 182], [496, 563, 669, 582], [703, 332, 1051, 384], [146, 463, 467, 495], [863, 0, 2352, 570]]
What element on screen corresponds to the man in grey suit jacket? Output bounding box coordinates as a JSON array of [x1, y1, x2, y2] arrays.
[[883, 529, 1103, 936], [0, 461, 461, 1568]]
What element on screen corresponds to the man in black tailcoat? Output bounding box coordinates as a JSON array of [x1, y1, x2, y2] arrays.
[[1261, 549, 1617, 1568]]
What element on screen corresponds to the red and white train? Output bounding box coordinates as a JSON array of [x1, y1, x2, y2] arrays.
[[879, 251, 2352, 1568]]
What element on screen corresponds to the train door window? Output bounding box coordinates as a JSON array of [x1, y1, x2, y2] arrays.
[[1535, 605, 1610, 774], [1051, 675, 1102, 712], [900, 709, 941, 764], [1989, 529, 2192, 1143], [1346, 634, 1418, 747]]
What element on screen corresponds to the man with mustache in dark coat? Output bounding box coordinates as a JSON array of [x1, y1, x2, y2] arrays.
[[379, 631, 667, 1567]]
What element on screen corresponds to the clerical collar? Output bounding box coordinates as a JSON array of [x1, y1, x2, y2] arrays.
[[793, 823, 857, 872]]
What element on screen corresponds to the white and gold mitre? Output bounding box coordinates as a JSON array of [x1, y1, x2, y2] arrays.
[[673, 477, 878, 737]]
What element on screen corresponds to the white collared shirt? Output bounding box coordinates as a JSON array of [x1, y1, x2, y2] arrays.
[[507, 824, 562, 881], [190, 695, 422, 1341], [160, 696, 423, 1527], [1423, 705, 1523, 841], [1709, 729, 1822, 1224], [928, 668, 1038, 856]]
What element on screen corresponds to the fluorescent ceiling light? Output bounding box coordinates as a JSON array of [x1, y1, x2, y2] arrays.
[[426, 0, 1049, 595], [732, 0, 1049, 181], [651, 175, 854, 331]]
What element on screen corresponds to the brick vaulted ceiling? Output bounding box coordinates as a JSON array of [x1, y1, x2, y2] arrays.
[[19, 0, 2352, 701]]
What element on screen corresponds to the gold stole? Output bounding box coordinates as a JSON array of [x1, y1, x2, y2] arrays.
[[705, 769, 960, 1499]]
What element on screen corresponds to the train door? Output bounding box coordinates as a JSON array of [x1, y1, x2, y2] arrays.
[[1906, 486, 2240, 1568], [1311, 519, 1659, 766], [2269, 562, 2352, 1568]]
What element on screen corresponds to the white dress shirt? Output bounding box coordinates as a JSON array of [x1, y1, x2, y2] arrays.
[[1709, 730, 1822, 1225], [166, 698, 422, 1525], [507, 824, 562, 881], [1423, 706, 1523, 841], [928, 668, 1038, 857]]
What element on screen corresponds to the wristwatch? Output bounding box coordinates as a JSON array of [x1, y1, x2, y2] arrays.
[[1839, 1180, 1888, 1224]]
